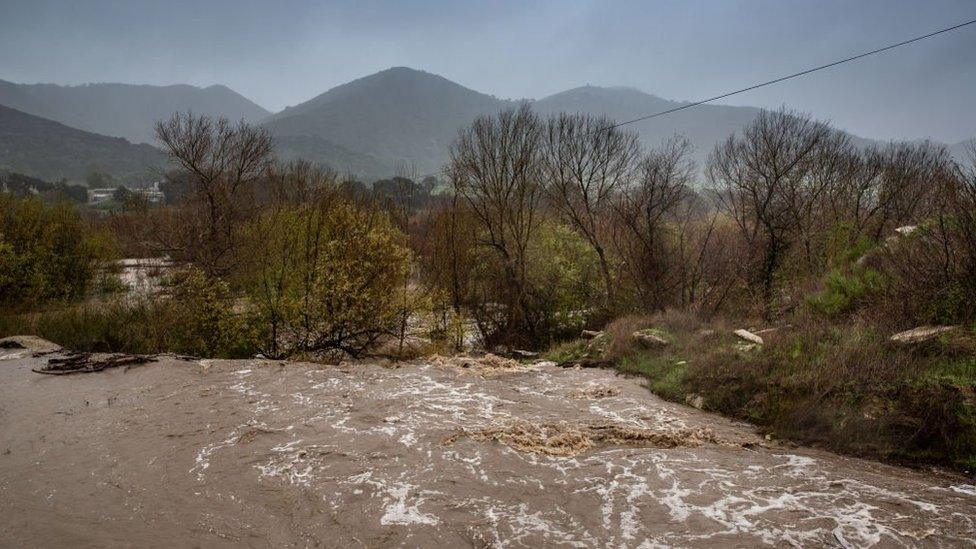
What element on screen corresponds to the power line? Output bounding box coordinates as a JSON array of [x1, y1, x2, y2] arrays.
[[600, 17, 976, 131]]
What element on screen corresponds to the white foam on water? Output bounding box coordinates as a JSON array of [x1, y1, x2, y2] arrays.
[[378, 483, 440, 526], [190, 431, 240, 481], [950, 484, 976, 497]]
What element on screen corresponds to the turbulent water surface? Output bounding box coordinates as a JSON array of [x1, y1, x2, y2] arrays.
[[1, 344, 974, 547]]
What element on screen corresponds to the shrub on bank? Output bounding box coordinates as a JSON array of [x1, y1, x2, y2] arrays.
[[0, 194, 116, 307], [240, 199, 412, 358], [0, 280, 257, 359], [556, 312, 976, 470]]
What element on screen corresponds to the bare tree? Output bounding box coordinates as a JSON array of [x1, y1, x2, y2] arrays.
[[540, 113, 640, 308], [262, 159, 339, 205], [154, 112, 274, 276], [707, 109, 833, 317], [448, 105, 544, 343], [823, 145, 884, 243], [612, 136, 695, 311], [824, 140, 953, 249], [871, 141, 952, 239]]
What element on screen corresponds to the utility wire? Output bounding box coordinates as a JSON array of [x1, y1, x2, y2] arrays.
[[599, 17, 976, 131]]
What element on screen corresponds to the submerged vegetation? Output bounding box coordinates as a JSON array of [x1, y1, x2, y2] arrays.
[[2, 107, 975, 469]]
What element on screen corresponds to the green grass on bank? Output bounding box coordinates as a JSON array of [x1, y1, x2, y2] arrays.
[[549, 311, 976, 471]]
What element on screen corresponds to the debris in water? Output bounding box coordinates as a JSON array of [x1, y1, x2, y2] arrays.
[[450, 420, 719, 457], [429, 353, 528, 377], [236, 426, 279, 444], [32, 352, 156, 375], [569, 385, 621, 399]]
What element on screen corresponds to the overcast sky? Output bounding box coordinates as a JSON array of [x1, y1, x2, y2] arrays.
[[1, 0, 974, 142]]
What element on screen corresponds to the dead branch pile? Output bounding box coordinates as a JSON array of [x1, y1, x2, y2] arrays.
[[569, 385, 621, 399], [430, 353, 529, 377], [450, 420, 718, 456], [32, 352, 156, 375]]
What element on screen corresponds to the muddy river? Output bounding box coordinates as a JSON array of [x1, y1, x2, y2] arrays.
[[1, 344, 974, 547]]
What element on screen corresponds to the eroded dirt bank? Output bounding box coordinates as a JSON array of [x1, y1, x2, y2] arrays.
[[1, 346, 974, 547]]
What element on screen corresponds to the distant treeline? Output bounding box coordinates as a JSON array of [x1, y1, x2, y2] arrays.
[[0, 171, 87, 203], [157, 170, 447, 211]]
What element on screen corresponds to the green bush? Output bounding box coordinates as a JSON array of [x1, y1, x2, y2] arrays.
[[0, 194, 116, 306], [807, 267, 886, 317], [524, 222, 604, 342], [618, 352, 688, 401], [0, 280, 257, 359], [241, 199, 411, 358], [0, 300, 164, 353], [165, 267, 256, 358]]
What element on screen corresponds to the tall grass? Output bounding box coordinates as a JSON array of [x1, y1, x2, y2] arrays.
[[0, 297, 257, 358]]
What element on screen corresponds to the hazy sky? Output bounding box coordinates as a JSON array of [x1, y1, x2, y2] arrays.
[[1, 0, 974, 142]]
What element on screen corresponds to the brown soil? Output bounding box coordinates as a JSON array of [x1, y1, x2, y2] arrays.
[[1, 343, 974, 547]]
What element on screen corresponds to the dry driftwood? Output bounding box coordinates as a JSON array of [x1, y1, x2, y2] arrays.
[[32, 352, 156, 375]]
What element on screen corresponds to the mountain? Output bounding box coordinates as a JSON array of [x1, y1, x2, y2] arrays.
[[272, 135, 401, 182], [263, 69, 772, 178], [263, 67, 510, 178], [532, 85, 763, 169], [0, 103, 167, 183], [266, 68, 928, 180], [6, 67, 955, 183], [0, 80, 270, 145]]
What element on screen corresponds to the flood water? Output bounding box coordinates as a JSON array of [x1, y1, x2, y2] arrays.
[[1, 347, 974, 547]]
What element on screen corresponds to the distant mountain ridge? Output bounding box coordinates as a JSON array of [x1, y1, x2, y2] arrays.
[[260, 68, 797, 178], [2, 67, 969, 182], [0, 80, 270, 145], [0, 103, 166, 183], [532, 85, 764, 170], [263, 67, 508, 178], [260, 69, 775, 178]]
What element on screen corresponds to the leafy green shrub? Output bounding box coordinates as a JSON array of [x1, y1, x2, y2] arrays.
[[807, 267, 886, 317], [544, 337, 599, 363], [0, 282, 257, 359], [0, 300, 162, 353], [164, 267, 256, 358], [924, 283, 968, 325], [241, 199, 411, 358], [525, 222, 604, 335], [0, 194, 116, 306]]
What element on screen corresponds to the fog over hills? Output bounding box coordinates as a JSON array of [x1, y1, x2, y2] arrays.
[[0, 66, 970, 182], [531, 85, 762, 170], [0, 80, 270, 145], [262, 67, 763, 177], [0, 103, 166, 182], [263, 67, 891, 178]]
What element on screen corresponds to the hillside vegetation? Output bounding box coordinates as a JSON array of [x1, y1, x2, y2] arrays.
[[0, 104, 167, 183]]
